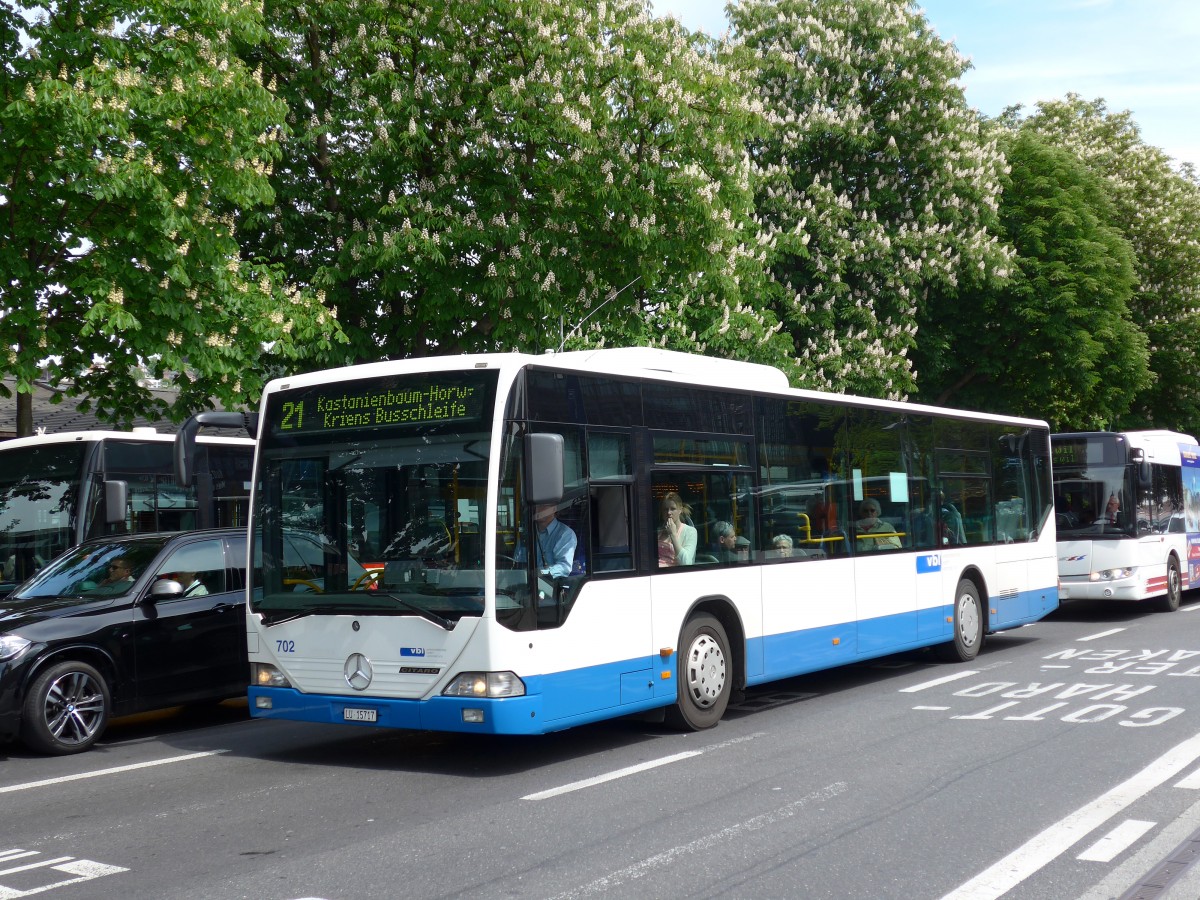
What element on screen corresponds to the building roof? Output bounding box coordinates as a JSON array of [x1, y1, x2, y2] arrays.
[[0, 378, 205, 440]]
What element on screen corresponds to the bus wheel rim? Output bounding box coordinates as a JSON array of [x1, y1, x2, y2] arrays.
[[685, 634, 727, 708], [958, 595, 980, 647]]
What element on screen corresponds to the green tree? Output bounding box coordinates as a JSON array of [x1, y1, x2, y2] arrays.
[[237, 0, 792, 370], [914, 130, 1149, 428], [1, 0, 341, 433], [1013, 95, 1200, 431], [729, 0, 1010, 398]]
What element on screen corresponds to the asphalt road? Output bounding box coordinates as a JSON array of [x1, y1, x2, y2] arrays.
[[6, 594, 1200, 899]]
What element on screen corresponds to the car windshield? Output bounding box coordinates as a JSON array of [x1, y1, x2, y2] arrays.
[[9, 538, 166, 600]]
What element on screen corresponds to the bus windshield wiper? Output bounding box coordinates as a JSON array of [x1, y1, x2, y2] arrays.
[[374, 592, 454, 630]]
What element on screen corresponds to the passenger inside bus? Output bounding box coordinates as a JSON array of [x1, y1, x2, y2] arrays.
[[711, 521, 750, 564], [658, 492, 697, 566], [855, 500, 901, 551]]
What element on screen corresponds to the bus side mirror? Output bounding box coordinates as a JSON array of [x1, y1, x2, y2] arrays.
[[526, 433, 564, 505], [104, 480, 128, 525], [1137, 462, 1152, 489]]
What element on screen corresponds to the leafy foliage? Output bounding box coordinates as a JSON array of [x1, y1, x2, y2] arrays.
[[237, 0, 792, 369], [729, 0, 1010, 399], [1, 0, 341, 430], [914, 130, 1149, 428], [1009, 95, 1200, 432]]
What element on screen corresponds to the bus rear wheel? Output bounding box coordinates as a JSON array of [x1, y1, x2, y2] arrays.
[[1159, 558, 1182, 612], [938, 579, 983, 662], [665, 613, 731, 731]]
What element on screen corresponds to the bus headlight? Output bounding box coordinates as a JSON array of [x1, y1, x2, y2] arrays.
[[252, 663, 291, 688], [0, 634, 31, 662], [442, 671, 526, 698], [1090, 567, 1134, 581]]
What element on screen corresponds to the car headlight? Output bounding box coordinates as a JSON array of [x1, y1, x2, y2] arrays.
[[442, 671, 526, 698], [0, 634, 31, 662]]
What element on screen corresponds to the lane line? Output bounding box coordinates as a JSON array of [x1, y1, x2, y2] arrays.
[[0, 750, 227, 795], [899, 671, 979, 693], [522, 732, 766, 801], [546, 782, 848, 899], [939, 729, 1200, 899], [522, 752, 702, 800], [0, 856, 73, 877], [913, 706, 951, 711], [1078, 628, 1126, 642], [1174, 768, 1200, 789], [1077, 819, 1155, 862]]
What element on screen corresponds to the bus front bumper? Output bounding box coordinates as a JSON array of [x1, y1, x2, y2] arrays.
[[1058, 574, 1146, 602], [248, 686, 546, 735]]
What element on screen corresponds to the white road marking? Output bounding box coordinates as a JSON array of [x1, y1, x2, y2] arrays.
[[1077, 819, 1156, 862], [522, 733, 766, 801], [1182, 604, 1200, 613], [0, 751, 226, 795], [521, 751, 702, 801], [1077, 628, 1126, 642], [898, 671, 979, 693], [0, 850, 127, 898], [940, 729, 1200, 899], [913, 706, 951, 711], [545, 782, 848, 899], [1174, 767, 1200, 789]]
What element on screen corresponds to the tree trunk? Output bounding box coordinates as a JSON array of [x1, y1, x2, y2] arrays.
[[16, 390, 33, 437]]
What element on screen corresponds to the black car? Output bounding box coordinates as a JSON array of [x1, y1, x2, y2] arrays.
[[0, 528, 248, 754]]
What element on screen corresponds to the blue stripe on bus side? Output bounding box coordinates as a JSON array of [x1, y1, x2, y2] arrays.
[[249, 583, 1057, 734]]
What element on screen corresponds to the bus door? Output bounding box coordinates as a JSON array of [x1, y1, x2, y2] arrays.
[[849, 472, 918, 654]]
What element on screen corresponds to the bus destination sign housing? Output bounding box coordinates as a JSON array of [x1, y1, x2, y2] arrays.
[[268, 372, 494, 437]]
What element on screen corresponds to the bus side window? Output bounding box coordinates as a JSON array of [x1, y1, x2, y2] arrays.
[[591, 484, 632, 572]]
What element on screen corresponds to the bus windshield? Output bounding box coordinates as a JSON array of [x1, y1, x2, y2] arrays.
[[0, 442, 88, 590], [1051, 435, 1135, 538], [252, 371, 498, 624]]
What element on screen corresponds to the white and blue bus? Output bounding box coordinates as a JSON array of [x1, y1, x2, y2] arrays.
[[244, 348, 1058, 734], [0, 428, 254, 597], [1051, 430, 1200, 612]]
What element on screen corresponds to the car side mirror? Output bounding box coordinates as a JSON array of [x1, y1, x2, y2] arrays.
[[149, 579, 184, 600]]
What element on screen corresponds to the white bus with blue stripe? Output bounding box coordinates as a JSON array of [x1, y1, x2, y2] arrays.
[[245, 348, 1058, 734]]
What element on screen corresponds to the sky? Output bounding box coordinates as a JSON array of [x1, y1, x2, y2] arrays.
[[652, 0, 1200, 173]]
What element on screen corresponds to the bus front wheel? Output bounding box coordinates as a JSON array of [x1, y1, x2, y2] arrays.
[[665, 613, 731, 731], [938, 579, 983, 662], [1159, 558, 1182, 612]]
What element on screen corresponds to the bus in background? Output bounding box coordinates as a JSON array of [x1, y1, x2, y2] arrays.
[[1051, 430, 1200, 612], [237, 348, 1057, 736], [0, 428, 254, 596]]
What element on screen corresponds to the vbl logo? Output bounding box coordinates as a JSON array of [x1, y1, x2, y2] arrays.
[[400, 647, 426, 657], [917, 554, 942, 573]]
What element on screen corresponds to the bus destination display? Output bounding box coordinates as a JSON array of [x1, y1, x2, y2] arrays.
[[271, 375, 491, 436]]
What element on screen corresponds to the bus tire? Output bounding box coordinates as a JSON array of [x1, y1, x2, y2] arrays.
[[665, 613, 731, 731], [1159, 558, 1182, 612], [938, 579, 983, 662], [20, 660, 111, 755]]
